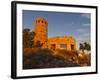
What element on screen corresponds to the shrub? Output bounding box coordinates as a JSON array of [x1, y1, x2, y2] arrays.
[[23, 48, 79, 69]]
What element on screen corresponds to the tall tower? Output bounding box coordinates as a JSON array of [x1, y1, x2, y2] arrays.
[[33, 17, 48, 47]]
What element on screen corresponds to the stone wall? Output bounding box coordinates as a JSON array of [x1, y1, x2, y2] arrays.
[[47, 36, 76, 51]]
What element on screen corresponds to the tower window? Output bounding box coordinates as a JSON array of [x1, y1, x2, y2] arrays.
[[38, 20, 40, 23], [42, 20, 44, 23], [45, 22, 47, 24], [39, 30, 42, 32]]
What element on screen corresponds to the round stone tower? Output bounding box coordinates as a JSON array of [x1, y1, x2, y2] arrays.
[[33, 17, 48, 46]]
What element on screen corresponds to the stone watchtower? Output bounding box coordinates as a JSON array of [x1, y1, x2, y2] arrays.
[[33, 17, 48, 47]]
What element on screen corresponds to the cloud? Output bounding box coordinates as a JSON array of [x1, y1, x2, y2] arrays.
[[83, 23, 90, 27], [76, 27, 90, 44], [77, 28, 85, 32], [77, 23, 90, 33], [81, 13, 91, 19], [77, 27, 90, 33]]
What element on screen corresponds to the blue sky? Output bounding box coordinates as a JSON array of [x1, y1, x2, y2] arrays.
[[23, 10, 91, 47]]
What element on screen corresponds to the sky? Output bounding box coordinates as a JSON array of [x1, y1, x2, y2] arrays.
[[23, 10, 91, 48]]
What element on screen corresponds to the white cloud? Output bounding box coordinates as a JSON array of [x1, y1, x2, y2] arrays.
[[81, 13, 91, 19], [77, 28, 86, 32], [77, 27, 90, 33], [82, 32, 90, 37], [83, 23, 91, 26]]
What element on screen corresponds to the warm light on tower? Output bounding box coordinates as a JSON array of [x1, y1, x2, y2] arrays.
[[33, 17, 48, 45]]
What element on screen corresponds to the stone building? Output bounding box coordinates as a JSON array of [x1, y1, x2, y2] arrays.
[[33, 17, 76, 51], [47, 36, 76, 51]]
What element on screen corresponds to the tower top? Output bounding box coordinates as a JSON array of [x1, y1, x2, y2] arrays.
[[35, 17, 48, 25], [35, 17, 47, 21]]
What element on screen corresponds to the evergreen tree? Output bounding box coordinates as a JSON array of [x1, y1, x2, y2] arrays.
[[23, 28, 35, 48]]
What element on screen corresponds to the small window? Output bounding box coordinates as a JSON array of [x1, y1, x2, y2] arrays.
[[42, 20, 44, 23], [60, 44, 67, 49], [71, 44, 74, 50], [38, 20, 40, 23], [39, 30, 42, 32], [45, 22, 47, 24]]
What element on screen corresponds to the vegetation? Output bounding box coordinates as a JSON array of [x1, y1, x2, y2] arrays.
[[23, 28, 35, 48], [78, 42, 91, 66], [79, 42, 91, 53], [78, 53, 91, 66], [54, 49, 78, 63], [23, 48, 79, 69]]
